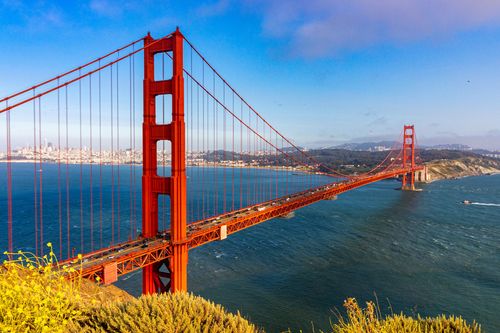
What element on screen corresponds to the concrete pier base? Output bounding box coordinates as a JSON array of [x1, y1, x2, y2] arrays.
[[401, 186, 422, 192]]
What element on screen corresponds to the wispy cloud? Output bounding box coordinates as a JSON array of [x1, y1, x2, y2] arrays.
[[419, 130, 500, 150], [89, 0, 120, 17], [1, 0, 66, 32], [150, 16, 174, 30], [89, 0, 128, 17], [367, 116, 388, 127], [196, 0, 230, 18], [88, 0, 144, 18], [247, 0, 500, 58]]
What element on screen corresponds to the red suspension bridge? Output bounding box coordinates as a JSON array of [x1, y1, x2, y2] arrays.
[[0, 28, 423, 294]]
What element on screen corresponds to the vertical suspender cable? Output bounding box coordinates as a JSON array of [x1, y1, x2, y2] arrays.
[[99, 61, 103, 249], [129, 54, 133, 239], [196, 83, 200, 221], [79, 70, 83, 254], [239, 98, 243, 209], [57, 79, 62, 258], [116, 53, 121, 243], [213, 72, 217, 216], [89, 75, 94, 251], [223, 85, 226, 213], [32, 91, 38, 256], [132, 48, 137, 238], [232, 91, 235, 211], [110, 64, 115, 245], [6, 102, 13, 253], [190, 47, 194, 222], [256, 115, 260, 204], [38, 97, 43, 256], [275, 130, 278, 199], [201, 63, 205, 219], [247, 106, 251, 206], [65, 86, 70, 258]]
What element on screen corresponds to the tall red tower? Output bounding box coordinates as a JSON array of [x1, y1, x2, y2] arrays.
[[142, 28, 187, 294], [402, 125, 416, 190]]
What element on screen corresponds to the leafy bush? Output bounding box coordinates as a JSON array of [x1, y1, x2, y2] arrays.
[[68, 292, 259, 333], [331, 298, 481, 333]]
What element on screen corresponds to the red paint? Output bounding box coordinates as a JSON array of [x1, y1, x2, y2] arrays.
[[402, 125, 416, 190], [142, 28, 187, 294]]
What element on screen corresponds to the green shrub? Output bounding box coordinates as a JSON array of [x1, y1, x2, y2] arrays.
[[68, 292, 259, 333]]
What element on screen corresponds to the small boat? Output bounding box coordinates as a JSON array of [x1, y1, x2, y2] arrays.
[[463, 200, 472, 205]]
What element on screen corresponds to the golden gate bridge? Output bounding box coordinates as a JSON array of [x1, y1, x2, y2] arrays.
[[0, 28, 422, 294]]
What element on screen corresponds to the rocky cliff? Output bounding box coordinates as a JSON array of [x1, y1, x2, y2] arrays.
[[420, 157, 500, 182]]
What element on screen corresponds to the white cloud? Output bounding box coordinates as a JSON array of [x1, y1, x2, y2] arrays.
[[196, 0, 231, 18], [89, 0, 125, 17], [1, 0, 66, 32], [247, 0, 500, 57]]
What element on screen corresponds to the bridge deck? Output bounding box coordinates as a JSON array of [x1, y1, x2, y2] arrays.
[[63, 167, 422, 282]]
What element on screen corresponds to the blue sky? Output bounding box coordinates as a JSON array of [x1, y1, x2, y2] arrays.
[[1, 0, 500, 149]]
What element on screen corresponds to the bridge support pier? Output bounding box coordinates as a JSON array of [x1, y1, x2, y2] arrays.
[[401, 176, 416, 191], [142, 28, 187, 294]]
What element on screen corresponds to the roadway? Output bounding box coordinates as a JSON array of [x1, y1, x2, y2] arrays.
[[62, 166, 423, 282]]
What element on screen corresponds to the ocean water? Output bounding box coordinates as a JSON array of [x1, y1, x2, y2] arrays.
[[1, 164, 499, 331], [121, 173, 500, 332]]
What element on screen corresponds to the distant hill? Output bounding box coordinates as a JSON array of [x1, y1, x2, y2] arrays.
[[327, 141, 398, 151], [203, 146, 496, 174], [303, 148, 489, 174], [328, 141, 476, 152], [424, 157, 500, 182], [425, 143, 472, 151]]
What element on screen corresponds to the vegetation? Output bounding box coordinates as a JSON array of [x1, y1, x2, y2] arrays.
[[0, 247, 481, 333], [0, 244, 89, 333], [0, 246, 258, 333], [206, 148, 499, 175], [307, 149, 495, 174], [329, 298, 481, 333], [68, 292, 259, 333]]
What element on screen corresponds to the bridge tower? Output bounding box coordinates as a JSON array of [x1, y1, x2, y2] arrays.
[[142, 28, 187, 294], [401, 125, 416, 190]]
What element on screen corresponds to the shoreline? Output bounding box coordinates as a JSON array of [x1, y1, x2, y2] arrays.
[[421, 171, 500, 184], [2, 158, 499, 181], [420, 157, 500, 183], [0, 159, 324, 175]]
